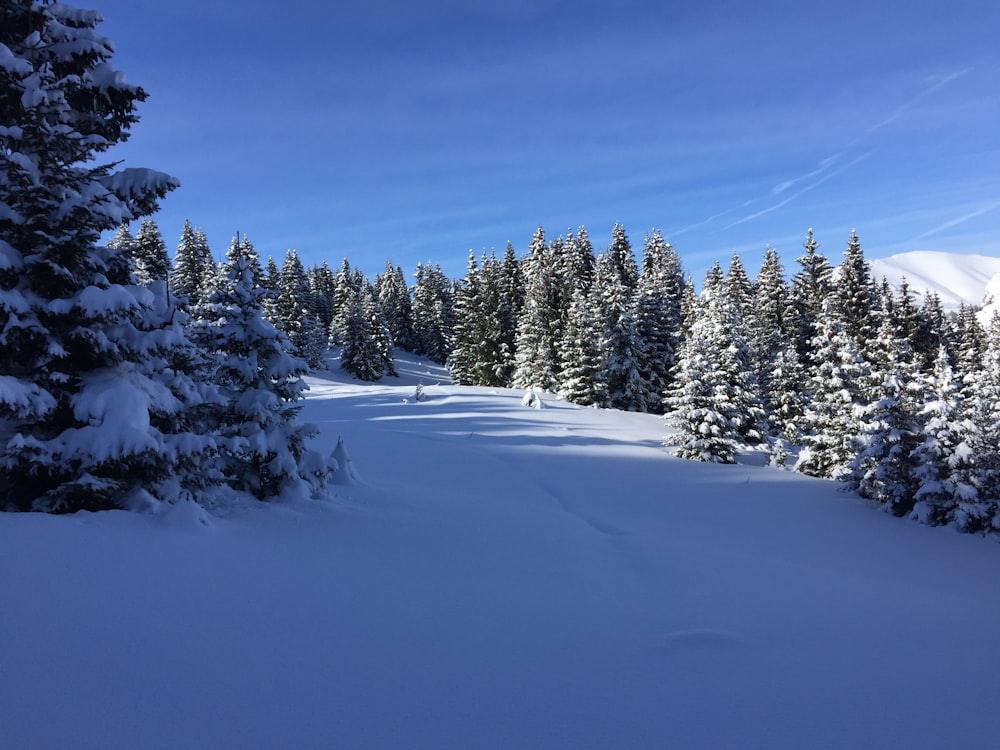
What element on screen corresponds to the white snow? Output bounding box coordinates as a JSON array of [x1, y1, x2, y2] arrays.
[[2, 350, 999, 749], [870, 250, 1000, 311]]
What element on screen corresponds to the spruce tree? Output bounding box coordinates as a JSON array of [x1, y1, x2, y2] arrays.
[[172, 219, 214, 306], [0, 1, 206, 512], [909, 347, 980, 527], [794, 305, 865, 479], [410, 263, 453, 364], [833, 230, 874, 344], [790, 229, 834, 362], [376, 261, 414, 352], [191, 256, 331, 500], [340, 285, 395, 381], [512, 227, 560, 390], [594, 248, 645, 411], [134, 218, 170, 287], [847, 312, 922, 514], [632, 230, 684, 413]]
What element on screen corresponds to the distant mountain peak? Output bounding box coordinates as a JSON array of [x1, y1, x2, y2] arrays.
[[868, 250, 1000, 312]]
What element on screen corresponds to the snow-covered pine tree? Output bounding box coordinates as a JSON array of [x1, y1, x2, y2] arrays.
[[631, 230, 684, 413], [594, 226, 645, 411], [191, 256, 332, 500], [794, 305, 864, 479], [663, 280, 762, 462], [172, 219, 214, 307], [914, 290, 947, 373], [447, 252, 483, 385], [832, 230, 875, 345], [0, 1, 211, 512], [557, 278, 605, 406], [512, 227, 560, 391], [410, 263, 453, 364], [448, 251, 511, 387], [134, 217, 170, 287], [498, 240, 524, 367], [273, 249, 312, 354], [724, 251, 754, 320], [909, 346, 980, 527], [951, 313, 1000, 531], [308, 261, 336, 333], [107, 223, 137, 265], [847, 312, 922, 515], [790, 229, 834, 362], [340, 284, 395, 381], [750, 246, 797, 434], [375, 260, 414, 353]]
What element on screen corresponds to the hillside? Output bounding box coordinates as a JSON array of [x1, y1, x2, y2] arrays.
[[869, 250, 1000, 310], [2, 353, 999, 749]]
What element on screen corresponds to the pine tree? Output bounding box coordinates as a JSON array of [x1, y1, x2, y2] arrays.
[[794, 306, 864, 479], [512, 227, 560, 390], [341, 285, 395, 381], [376, 260, 414, 352], [632, 230, 684, 413], [556, 282, 605, 406], [134, 218, 170, 286], [274, 249, 312, 355], [0, 2, 205, 512], [664, 282, 763, 461], [847, 313, 922, 514], [172, 219, 214, 306], [411, 263, 453, 364], [191, 256, 331, 500], [594, 248, 645, 411], [790, 229, 834, 362], [307, 261, 336, 333], [750, 246, 797, 433], [909, 347, 980, 527], [833, 230, 874, 344]]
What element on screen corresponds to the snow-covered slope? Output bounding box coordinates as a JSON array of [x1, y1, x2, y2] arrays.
[[869, 250, 1000, 310], [3, 352, 999, 749]]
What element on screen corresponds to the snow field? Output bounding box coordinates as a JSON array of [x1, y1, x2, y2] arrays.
[[2, 352, 999, 749]]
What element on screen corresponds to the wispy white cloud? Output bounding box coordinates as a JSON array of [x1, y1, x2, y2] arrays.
[[727, 152, 874, 228], [906, 200, 1000, 244], [772, 153, 842, 195], [868, 69, 971, 132]]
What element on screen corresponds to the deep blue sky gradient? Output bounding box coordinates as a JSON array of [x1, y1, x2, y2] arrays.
[[95, 0, 1000, 283]]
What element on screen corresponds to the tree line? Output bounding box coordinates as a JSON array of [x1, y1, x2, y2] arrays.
[[151, 216, 999, 535]]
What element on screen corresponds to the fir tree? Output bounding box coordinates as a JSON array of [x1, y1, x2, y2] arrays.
[[664, 282, 762, 461], [340, 285, 395, 381], [0, 1, 205, 512], [790, 229, 834, 362], [632, 230, 684, 413], [134, 218, 170, 286], [410, 263, 453, 364], [847, 312, 922, 514], [512, 227, 560, 390], [833, 230, 874, 344], [594, 248, 645, 411], [376, 260, 414, 352], [172, 219, 214, 306], [794, 306, 864, 479], [557, 282, 605, 406], [191, 256, 332, 500], [909, 347, 980, 527]]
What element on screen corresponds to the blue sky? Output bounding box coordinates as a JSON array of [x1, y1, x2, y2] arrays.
[[96, 0, 1000, 283]]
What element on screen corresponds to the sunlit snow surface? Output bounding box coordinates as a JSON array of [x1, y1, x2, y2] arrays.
[[3, 351, 999, 749]]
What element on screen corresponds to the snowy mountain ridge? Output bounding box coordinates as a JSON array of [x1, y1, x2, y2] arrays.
[[868, 250, 1000, 311]]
